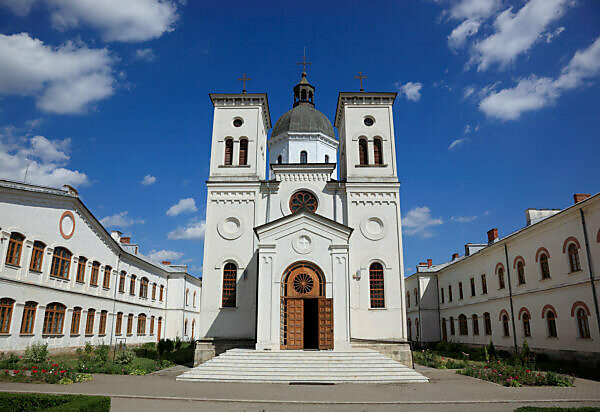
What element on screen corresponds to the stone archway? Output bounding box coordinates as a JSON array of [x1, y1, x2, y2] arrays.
[[280, 261, 333, 350]]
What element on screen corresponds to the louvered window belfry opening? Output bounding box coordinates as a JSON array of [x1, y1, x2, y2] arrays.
[[224, 139, 233, 165], [359, 138, 368, 165], [239, 139, 248, 165]]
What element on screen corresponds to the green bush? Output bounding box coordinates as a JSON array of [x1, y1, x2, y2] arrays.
[[157, 338, 174, 359], [114, 349, 135, 365], [0, 392, 110, 412], [23, 343, 48, 364], [93, 345, 110, 364], [0, 353, 20, 369]]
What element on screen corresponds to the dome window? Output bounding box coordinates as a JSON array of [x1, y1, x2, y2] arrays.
[[300, 151, 308, 164], [289, 191, 318, 213], [364, 116, 375, 126], [233, 118, 243, 127]]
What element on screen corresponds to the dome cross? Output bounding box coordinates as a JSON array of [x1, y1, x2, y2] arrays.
[[355, 71, 367, 92]]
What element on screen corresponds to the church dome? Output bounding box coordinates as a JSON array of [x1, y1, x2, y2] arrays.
[[272, 104, 335, 138]]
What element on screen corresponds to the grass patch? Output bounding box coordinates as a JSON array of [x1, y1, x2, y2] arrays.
[[0, 392, 110, 411]]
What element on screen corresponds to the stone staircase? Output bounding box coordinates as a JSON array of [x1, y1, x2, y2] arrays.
[[176, 348, 429, 384]]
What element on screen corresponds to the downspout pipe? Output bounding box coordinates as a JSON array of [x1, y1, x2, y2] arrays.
[[109, 252, 122, 352], [503, 243, 518, 353], [580, 208, 600, 334]]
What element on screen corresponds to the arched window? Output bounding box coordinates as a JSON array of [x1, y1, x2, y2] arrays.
[[139, 277, 149, 298], [0, 298, 15, 334], [324, 154, 329, 163], [547, 310, 557, 337], [458, 314, 468, 335], [152, 283, 157, 300], [522, 312, 531, 337], [577, 308, 590, 338], [127, 314, 134, 335], [407, 319, 412, 340], [115, 312, 123, 336], [222, 263, 237, 307], [472, 314, 479, 335], [76, 256, 87, 283], [358, 138, 368, 165], [43, 303, 66, 335], [517, 261, 526, 285], [300, 150, 308, 164], [103, 266, 111, 289], [99, 310, 107, 335], [193, 291, 197, 307], [70, 307, 81, 335], [458, 282, 463, 299], [441, 318, 448, 341], [157, 317, 162, 341], [239, 138, 248, 166], [137, 314, 146, 335], [449, 316, 455, 335], [90, 261, 100, 286], [159, 285, 164, 301], [448, 285, 453, 301], [369, 262, 385, 308], [481, 274, 488, 294], [20, 301, 37, 335], [406, 292, 410, 308], [414, 288, 418, 305], [50, 247, 72, 279], [373, 138, 383, 165], [191, 319, 195, 339], [301, 89, 307, 100], [440, 287, 445, 303], [150, 315, 155, 335], [497, 267, 506, 289], [5, 232, 24, 266], [185, 288, 189, 305], [277, 155, 282, 164], [85, 309, 95, 335], [224, 138, 233, 165], [30, 241, 45, 272], [484, 312, 492, 335], [184, 319, 188, 335], [568, 244, 581, 272], [130, 275, 136, 296], [502, 314, 510, 337], [540, 253, 551, 279], [415, 318, 420, 340]]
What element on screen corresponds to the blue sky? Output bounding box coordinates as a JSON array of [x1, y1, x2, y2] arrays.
[[0, 0, 599, 277]]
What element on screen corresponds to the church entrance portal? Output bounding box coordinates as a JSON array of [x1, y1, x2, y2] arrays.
[[281, 262, 333, 350]]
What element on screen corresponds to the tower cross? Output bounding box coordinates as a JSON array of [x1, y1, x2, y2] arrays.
[[237, 73, 251, 94], [354, 71, 367, 92], [297, 51, 312, 74]]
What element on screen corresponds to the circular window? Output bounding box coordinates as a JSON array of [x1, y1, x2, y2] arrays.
[[233, 118, 243, 127], [289, 191, 318, 213], [364, 117, 374, 126], [293, 273, 314, 294]]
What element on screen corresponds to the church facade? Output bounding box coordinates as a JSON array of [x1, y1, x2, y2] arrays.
[[199, 72, 409, 357]]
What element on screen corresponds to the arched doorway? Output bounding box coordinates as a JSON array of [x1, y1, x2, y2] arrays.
[[281, 261, 333, 350]]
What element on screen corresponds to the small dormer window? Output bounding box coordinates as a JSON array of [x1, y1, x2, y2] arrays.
[[364, 116, 374, 126], [324, 155, 329, 163], [233, 118, 243, 127], [277, 155, 282, 164], [300, 151, 307, 164]]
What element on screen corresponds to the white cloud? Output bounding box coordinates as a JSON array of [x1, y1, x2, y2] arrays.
[[470, 0, 571, 71], [100, 211, 145, 228], [168, 219, 206, 240], [451, 215, 478, 223], [448, 19, 480, 50], [545, 26, 565, 43], [448, 0, 501, 21], [463, 85, 475, 99], [0, 33, 115, 114], [147, 249, 183, 263], [0, 128, 89, 188], [448, 138, 468, 150], [480, 36, 600, 120], [398, 81, 423, 101], [0, 0, 37, 15], [133, 48, 156, 61], [402, 206, 443, 238], [166, 197, 197, 216], [141, 174, 156, 186], [464, 124, 471, 134]]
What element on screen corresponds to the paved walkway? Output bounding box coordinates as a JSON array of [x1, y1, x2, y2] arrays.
[[1, 365, 600, 411]]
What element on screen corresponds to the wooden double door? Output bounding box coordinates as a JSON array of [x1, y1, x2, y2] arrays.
[[282, 297, 333, 350]]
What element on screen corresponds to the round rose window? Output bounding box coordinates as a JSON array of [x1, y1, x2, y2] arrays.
[[293, 273, 314, 294], [289, 191, 318, 213]]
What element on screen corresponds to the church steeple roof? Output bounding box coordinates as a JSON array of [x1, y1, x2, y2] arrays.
[[293, 71, 315, 107]]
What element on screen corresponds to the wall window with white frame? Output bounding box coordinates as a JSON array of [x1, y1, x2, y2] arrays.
[[222, 263, 237, 307], [43, 303, 65, 335], [369, 262, 385, 308], [5, 232, 24, 266], [567, 243, 581, 273], [20, 301, 37, 335], [546, 310, 557, 338], [472, 314, 479, 335], [577, 308, 590, 338], [29, 241, 45, 272], [50, 247, 72, 280], [540, 253, 551, 279], [0, 298, 15, 334], [517, 261, 526, 285], [522, 312, 531, 337], [484, 312, 492, 335]]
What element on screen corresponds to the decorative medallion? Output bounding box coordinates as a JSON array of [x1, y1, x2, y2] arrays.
[[293, 272, 314, 294], [289, 191, 318, 213], [217, 216, 243, 240], [292, 234, 313, 255], [59, 211, 75, 240], [360, 216, 387, 241]]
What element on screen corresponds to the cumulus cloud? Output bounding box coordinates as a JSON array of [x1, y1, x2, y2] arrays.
[[445, 0, 501, 50], [0, 127, 89, 188], [545, 26, 565, 43], [470, 0, 571, 71], [402, 206, 443, 238], [451, 215, 478, 223], [100, 211, 145, 228], [141, 174, 156, 185], [398, 81, 423, 101], [133, 48, 156, 61], [147, 249, 183, 263], [448, 19, 480, 50], [0, 0, 37, 15], [166, 198, 197, 216], [480, 36, 600, 120], [0, 33, 115, 114], [168, 219, 206, 240], [448, 138, 468, 150]]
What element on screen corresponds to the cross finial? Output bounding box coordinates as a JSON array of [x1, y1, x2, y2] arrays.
[[237, 73, 251, 94], [354, 71, 367, 92], [297, 48, 312, 75]]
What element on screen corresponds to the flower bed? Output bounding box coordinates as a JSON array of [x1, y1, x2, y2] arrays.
[[0, 392, 109, 411], [413, 350, 469, 369], [1, 361, 92, 385], [459, 361, 574, 387]]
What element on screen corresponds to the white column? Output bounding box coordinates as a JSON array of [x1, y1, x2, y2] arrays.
[[330, 245, 351, 350], [255, 246, 275, 350]]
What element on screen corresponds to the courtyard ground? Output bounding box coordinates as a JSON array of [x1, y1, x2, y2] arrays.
[[1, 365, 600, 411]]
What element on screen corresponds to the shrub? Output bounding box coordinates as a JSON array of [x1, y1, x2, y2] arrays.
[[174, 337, 183, 350], [23, 343, 48, 364], [0, 392, 109, 411], [114, 349, 135, 365], [157, 339, 174, 359], [0, 353, 19, 369], [93, 345, 110, 364]]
